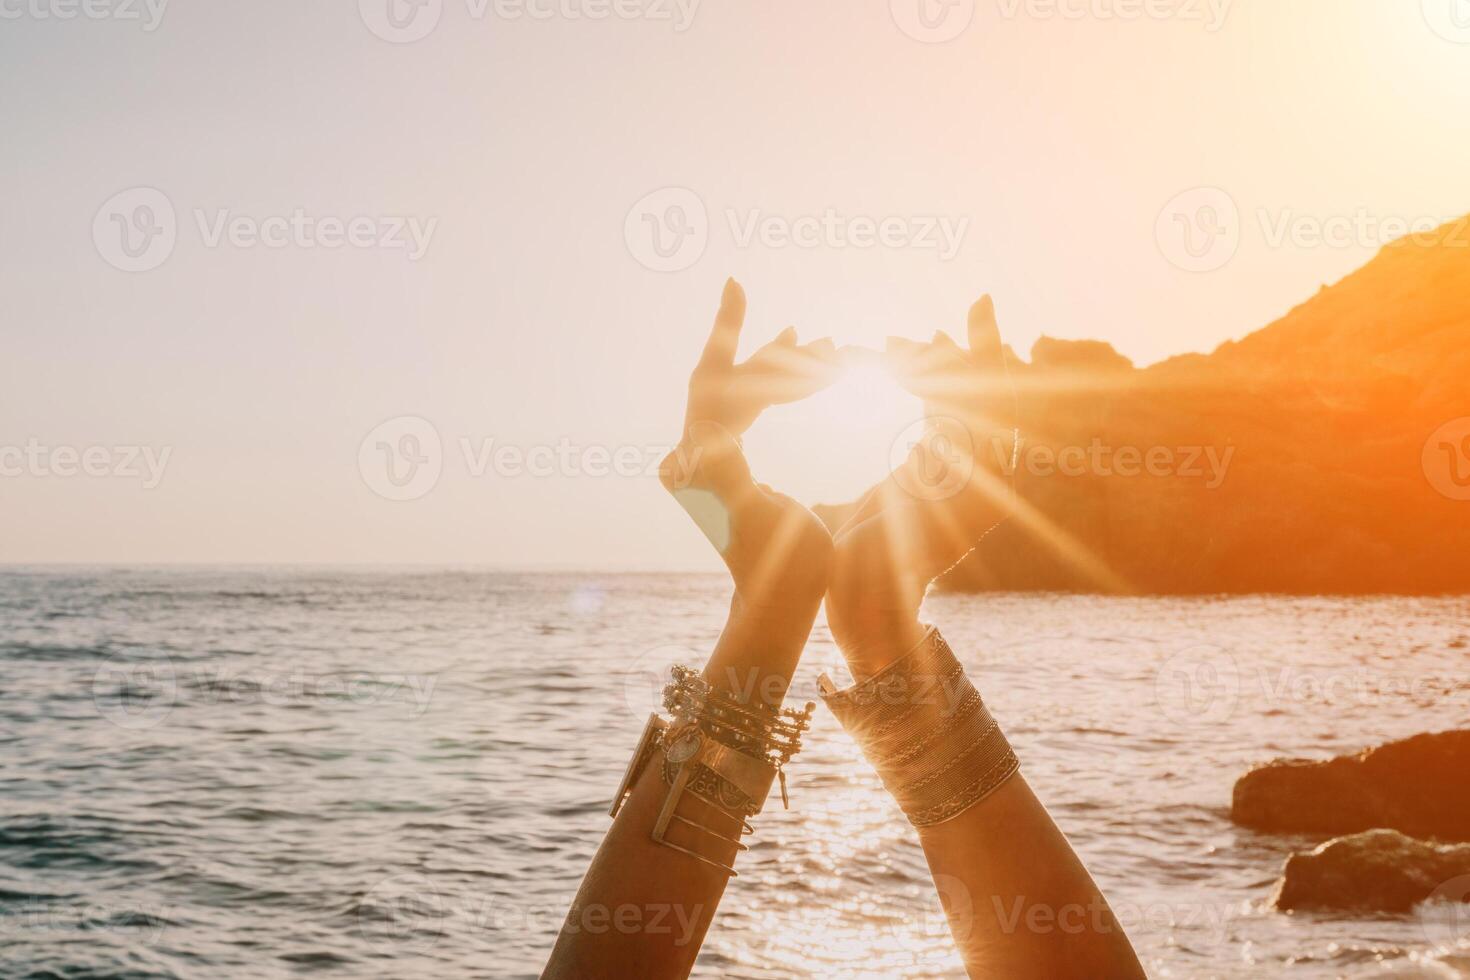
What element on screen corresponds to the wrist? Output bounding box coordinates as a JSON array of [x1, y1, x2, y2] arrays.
[[828, 613, 929, 683], [826, 536, 928, 678], [818, 628, 1020, 828], [701, 594, 823, 716], [659, 423, 755, 500]]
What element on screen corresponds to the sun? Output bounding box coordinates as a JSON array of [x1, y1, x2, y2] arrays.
[[741, 356, 925, 506]]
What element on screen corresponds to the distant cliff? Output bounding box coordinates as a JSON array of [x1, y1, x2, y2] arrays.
[[820, 218, 1470, 594]]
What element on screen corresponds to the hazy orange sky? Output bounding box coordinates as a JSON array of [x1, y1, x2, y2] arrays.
[[3, 0, 1468, 567]]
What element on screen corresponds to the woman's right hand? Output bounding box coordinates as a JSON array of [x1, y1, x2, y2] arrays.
[[825, 295, 1021, 677]]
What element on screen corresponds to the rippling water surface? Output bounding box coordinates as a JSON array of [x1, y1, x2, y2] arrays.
[[3, 568, 1469, 979]]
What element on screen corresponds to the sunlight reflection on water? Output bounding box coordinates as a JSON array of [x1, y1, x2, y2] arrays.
[[2, 570, 1469, 978]]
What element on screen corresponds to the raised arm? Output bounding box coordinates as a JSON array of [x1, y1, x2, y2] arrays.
[[822, 296, 1146, 979], [542, 280, 839, 979]]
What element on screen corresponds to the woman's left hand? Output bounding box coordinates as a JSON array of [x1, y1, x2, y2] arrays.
[[659, 279, 841, 614]]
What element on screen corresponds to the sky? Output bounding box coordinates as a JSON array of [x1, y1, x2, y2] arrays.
[[3, 0, 1469, 568]]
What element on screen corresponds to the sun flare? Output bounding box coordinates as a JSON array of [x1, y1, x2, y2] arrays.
[[741, 358, 925, 506]]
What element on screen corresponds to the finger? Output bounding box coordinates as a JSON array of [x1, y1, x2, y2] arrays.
[[750, 335, 836, 371], [751, 326, 798, 362], [884, 337, 934, 396], [698, 278, 746, 371], [797, 339, 843, 391], [932, 330, 962, 352], [802, 338, 838, 364], [884, 336, 929, 372], [736, 338, 840, 408], [886, 336, 965, 392], [769, 340, 844, 400], [967, 295, 1003, 362]]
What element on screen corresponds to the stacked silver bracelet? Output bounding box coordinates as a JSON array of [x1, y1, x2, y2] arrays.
[[610, 665, 814, 876], [819, 627, 1020, 828]]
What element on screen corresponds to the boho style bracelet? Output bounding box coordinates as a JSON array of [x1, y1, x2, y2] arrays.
[[610, 665, 813, 876], [819, 627, 1019, 828]]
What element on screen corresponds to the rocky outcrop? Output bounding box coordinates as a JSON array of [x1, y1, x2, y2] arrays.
[[1232, 731, 1470, 842], [822, 218, 1470, 595], [1273, 829, 1470, 913]]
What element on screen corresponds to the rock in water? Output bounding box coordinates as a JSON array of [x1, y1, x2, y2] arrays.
[[1232, 731, 1470, 841], [1274, 829, 1470, 912]]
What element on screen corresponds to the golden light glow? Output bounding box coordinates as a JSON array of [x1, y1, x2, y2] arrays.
[[742, 359, 925, 506]]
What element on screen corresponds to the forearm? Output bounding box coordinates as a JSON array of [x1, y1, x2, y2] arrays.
[[916, 776, 1144, 979], [822, 624, 1143, 980], [543, 574, 825, 978]]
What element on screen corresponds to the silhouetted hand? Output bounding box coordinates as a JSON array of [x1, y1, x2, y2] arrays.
[[681, 278, 840, 441], [826, 296, 1021, 676], [659, 279, 841, 616], [886, 294, 1019, 480]]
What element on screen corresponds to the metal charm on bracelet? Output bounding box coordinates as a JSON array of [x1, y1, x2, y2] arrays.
[[609, 665, 813, 876]]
